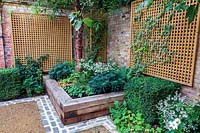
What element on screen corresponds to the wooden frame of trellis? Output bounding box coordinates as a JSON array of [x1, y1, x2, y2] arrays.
[[130, 0, 200, 86], [11, 13, 72, 72]]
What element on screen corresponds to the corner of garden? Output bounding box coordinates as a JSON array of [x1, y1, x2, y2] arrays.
[[0, 0, 200, 133]]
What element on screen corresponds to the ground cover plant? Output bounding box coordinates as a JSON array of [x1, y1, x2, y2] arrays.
[[110, 101, 163, 133], [64, 71, 94, 98]]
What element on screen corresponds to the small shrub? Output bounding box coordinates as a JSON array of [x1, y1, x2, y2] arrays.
[[157, 93, 200, 132], [49, 61, 74, 80], [88, 70, 126, 94], [125, 76, 180, 123], [0, 68, 21, 101], [16, 55, 48, 96], [110, 101, 163, 133], [80, 59, 118, 75]]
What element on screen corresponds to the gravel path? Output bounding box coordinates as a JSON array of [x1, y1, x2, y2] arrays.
[[0, 95, 118, 133]]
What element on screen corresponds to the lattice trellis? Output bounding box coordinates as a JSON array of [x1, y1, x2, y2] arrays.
[[130, 0, 200, 86], [11, 13, 72, 71]]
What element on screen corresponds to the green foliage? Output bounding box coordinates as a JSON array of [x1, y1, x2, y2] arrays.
[[124, 76, 180, 123], [32, 0, 74, 18], [33, 0, 136, 62], [110, 101, 163, 133], [48, 61, 74, 81], [84, 18, 107, 61], [80, 59, 118, 76], [63, 67, 133, 97], [64, 72, 94, 97], [0, 68, 21, 101], [157, 93, 200, 133], [132, 8, 174, 75], [132, 0, 199, 74], [15, 55, 48, 96], [136, 0, 199, 24], [33, 0, 133, 32], [59, 72, 81, 88], [68, 11, 93, 31], [186, 5, 199, 24], [88, 68, 127, 94], [65, 84, 94, 98]]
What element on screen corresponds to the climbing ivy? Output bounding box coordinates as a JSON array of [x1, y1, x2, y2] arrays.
[[136, 0, 200, 24], [131, 0, 199, 75]]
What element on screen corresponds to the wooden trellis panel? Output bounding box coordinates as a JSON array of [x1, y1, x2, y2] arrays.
[[11, 13, 72, 71], [130, 0, 200, 86]]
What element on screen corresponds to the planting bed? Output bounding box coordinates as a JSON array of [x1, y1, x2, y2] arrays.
[[44, 76, 124, 125]]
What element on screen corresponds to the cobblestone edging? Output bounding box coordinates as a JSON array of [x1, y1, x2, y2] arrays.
[[0, 95, 118, 133]]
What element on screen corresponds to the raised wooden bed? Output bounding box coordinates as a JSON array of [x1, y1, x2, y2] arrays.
[[43, 76, 124, 125]]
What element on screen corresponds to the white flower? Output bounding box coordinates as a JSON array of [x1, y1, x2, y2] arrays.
[[80, 59, 116, 75], [168, 120, 179, 130], [174, 118, 181, 125]]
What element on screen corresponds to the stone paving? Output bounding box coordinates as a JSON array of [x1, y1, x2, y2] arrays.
[[0, 95, 118, 133]]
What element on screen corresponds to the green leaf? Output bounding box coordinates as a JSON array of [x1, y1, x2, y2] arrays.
[[175, 3, 189, 12], [164, 0, 174, 11], [135, 2, 145, 13], [146, 0, 153, 9], [83, 17, 93, 28], [186, 5, 199, 24], [68, 13, 75, 23], [135, 0, 153, 12], [75, 21, 83, 31]]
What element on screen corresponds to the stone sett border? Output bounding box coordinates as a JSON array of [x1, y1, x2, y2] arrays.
[[0, 95, 118, 133]]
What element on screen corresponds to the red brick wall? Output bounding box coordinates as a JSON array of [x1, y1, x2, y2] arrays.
[[107, 6, 131, 67], [0, 10, 5, 68], [182, 33, 200, 99], [2, 4, 14, 67]]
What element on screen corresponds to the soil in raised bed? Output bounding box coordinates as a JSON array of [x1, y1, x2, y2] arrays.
[[0, 102, 45, 133], [78, 126, 111, 133]]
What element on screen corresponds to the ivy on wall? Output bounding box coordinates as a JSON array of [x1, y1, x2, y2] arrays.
[[131, 0, 200, 75]]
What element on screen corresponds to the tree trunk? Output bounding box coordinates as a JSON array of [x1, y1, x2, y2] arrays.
[[74, 0, 83, 71]]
